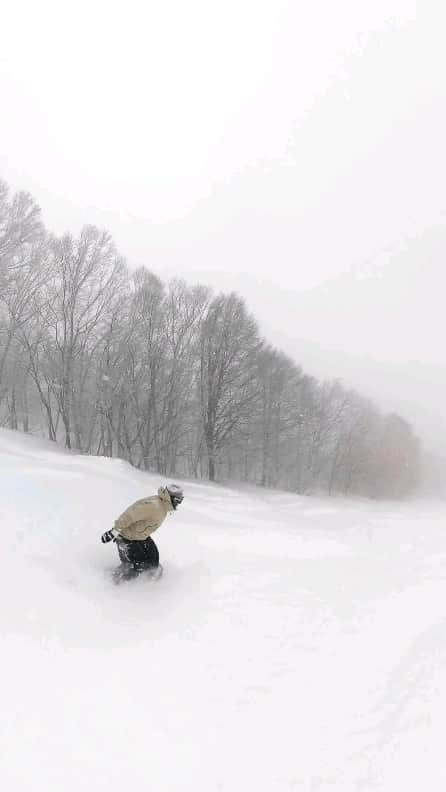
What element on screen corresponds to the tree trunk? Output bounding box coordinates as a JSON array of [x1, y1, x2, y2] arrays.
[[9, 389, 18, 429], [208, 454, 215, 481]]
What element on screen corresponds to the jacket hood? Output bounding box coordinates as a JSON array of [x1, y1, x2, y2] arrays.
[[157, 486, 174, 511]]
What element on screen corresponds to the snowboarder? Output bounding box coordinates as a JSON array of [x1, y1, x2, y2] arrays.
[[101, 484, 184, 582]]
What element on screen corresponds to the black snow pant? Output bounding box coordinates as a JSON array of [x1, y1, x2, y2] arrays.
[[116, 535, 160, 570]]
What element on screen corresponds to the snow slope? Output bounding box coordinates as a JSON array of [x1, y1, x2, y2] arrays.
[[1, 428, 446, 791]]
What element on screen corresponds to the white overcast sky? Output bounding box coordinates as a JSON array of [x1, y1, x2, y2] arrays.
[[1, 1, 445, 374]]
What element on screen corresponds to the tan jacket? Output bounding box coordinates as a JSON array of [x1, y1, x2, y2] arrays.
[[114, 487, 174, 541]]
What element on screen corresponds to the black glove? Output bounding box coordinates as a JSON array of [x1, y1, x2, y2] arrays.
[[101, 529, 118, 544]]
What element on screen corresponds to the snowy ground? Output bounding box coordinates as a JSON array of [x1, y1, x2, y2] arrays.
[[1, 429, 446, 791]]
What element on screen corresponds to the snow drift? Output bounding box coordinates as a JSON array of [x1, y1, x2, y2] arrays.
[[1, 428, 445, 791]]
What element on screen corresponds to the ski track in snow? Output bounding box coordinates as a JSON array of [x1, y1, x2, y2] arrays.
[[1, 429, 446, 791]]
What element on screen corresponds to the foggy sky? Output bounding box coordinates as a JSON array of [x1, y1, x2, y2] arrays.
[[2, 1, 446, 447]]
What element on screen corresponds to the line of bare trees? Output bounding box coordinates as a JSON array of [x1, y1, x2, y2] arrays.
[[0, 179, 420, 498]]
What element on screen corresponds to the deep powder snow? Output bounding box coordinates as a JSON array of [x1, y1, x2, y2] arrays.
[[1, 429, 445, 791]]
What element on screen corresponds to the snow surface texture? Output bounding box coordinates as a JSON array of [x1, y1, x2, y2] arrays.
[[1, 428, 445, 791]]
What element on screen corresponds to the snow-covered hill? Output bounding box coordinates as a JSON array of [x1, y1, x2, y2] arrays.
[[2, 429, 446, 791]]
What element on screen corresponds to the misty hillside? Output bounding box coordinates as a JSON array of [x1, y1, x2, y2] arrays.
[[0, 177, 420, 500], [252, 228, 446, 456], [281, 228, 445, 365]]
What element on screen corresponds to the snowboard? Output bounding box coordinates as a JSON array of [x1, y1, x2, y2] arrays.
[[111, 563, 164, 585]]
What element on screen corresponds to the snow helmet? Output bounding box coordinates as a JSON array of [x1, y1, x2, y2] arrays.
[[167, 483, 184, 510]]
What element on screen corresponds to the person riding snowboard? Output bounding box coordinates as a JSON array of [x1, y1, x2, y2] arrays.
[[101, 484, 184, 581]]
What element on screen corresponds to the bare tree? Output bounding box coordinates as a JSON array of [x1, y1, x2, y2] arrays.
[[0, 182, 45, 414], [31, 226, 127, 448], [156, 280, 209, 474], [253, 347, 307, 487], [200, 293, 262, 481], [0, 182, 42, 276]]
